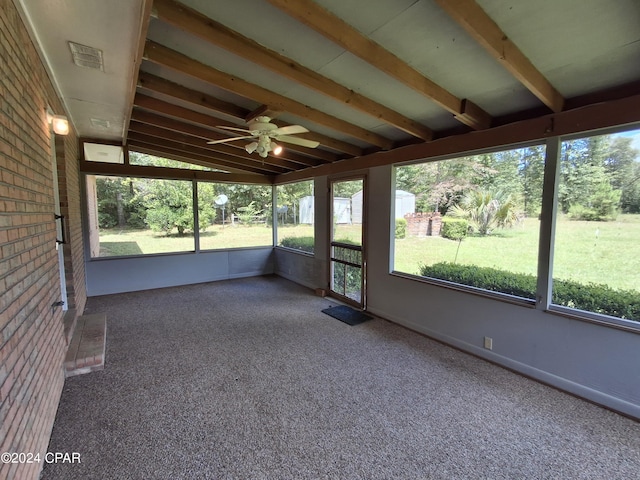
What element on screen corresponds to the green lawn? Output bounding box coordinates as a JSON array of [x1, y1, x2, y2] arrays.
[[394, 215, 640, 292], [98, 223, 273, 256], [98, 215, 640, 293]]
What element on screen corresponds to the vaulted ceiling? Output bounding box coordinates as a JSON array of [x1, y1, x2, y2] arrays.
[[17, 0, 640, 180]]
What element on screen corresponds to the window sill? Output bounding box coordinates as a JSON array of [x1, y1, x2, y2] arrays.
[[275, 245, 315, 257], [389, 271, 640, 334], [90, 245, 273, 261], [390, 270, 537, 308], [547, 305, 640, 334]]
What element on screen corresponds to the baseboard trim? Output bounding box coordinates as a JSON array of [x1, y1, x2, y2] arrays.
[[366, 306, 640, 421]]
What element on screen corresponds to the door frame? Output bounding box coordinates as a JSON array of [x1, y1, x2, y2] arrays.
[[328, 175, 367, 309], [50, 132, 68, 311]]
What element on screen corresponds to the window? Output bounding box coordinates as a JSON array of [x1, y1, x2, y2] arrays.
[[129, 151, 226, 172], [87, 175, 195, 257], [197, 182, 273, 250], [87, 174, 274, 257], [393, 145, 546, 300], [276, 180, 315, 253], [83, 142, 124, 164], [551, 128, 640, 322]]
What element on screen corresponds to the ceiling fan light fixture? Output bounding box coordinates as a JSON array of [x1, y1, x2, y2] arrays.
[[256, 142, 269, 157], [245, 141, 258, 154], [271, 142, 283, 155]]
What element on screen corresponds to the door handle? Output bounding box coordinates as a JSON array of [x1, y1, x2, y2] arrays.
[[54, 214, 66, 245]]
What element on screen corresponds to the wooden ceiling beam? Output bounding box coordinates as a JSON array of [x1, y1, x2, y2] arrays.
[[137, 75, 345, 159], [153, 0, 433, 140], [122, 0, 154, 143], [266, 0, 491, 130], [434, 0, 565, 113], [138, 71, 248, 120], [131, 100, 325, 168], [246, 105, 283, 122], [143, 40, 394, 150], [131, 108, 323, 169], [128, 132, 285, 175], [124, 146, 251, 176], [128, 120, 302, 172], [81, 156, 272, 184]]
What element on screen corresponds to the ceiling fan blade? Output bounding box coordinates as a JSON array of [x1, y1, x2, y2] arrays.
[[217, 125, 252, 134], [277, 135, 320, 148], [207, 135, 255, 145], [272, 125, 309, 135]]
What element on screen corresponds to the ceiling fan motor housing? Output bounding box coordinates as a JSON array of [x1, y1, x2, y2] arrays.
[[248, 116, 278, 135]]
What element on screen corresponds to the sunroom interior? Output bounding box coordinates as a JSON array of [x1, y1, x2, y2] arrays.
[[2, 0, 640, 478]]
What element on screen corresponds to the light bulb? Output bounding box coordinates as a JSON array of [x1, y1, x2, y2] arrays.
[[49, 114, 69, 135], [271, 142, 283, 155]]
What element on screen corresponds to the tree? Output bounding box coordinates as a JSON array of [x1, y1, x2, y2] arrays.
[[559, 136, 625, 220], [96, 176, 146, 229], [605, 136, 640, 213], [396, 160, 479, 214], [449, 189, 521, 235], [277, 180, 313, 224], [214, 183, 272, 224], [620, 161, 640, 213], [142, 179, 195, 235], [519, 146, 546, 216]]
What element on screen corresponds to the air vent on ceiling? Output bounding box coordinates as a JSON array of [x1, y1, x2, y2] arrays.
[[90, 118, 111, 129], [68, 42, 104, 71]]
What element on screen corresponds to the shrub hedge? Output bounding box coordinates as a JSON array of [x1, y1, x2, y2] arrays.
[[418, 262, 639, 321], [395, 218, 407, 239], [279, 236, 314, 253], [441, 217, 468, 240]]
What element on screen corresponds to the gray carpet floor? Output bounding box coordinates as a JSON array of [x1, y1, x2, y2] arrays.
[[44, 275, 639, 479]]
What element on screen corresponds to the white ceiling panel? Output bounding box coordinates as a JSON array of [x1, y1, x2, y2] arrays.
[[16, 0, 640, 175]]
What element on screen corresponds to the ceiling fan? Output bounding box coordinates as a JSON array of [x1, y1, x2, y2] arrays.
[[207, 116, 320, 157]]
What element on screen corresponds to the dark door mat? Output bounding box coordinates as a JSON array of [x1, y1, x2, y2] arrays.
[[322, 305, 373, 326]]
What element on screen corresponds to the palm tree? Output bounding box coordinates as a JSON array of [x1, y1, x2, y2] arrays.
[[449, 189, 521, 235]]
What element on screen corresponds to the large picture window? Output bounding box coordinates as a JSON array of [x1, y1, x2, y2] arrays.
[[275, 180, 315, 253], [394, 145, 546, 301], [87, 173, 274, 257], [197, 182, 272, 250], [551, 128, 640, 322], [87, 175, 196, 257]]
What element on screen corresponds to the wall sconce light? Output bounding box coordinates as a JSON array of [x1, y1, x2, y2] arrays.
[[47, 112, 70, 135]]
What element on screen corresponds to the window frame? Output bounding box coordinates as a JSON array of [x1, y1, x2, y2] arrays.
[[85, 173, 276, 260], [545, 125, 640, 332], [86, 174, 198, 259], [274, 179, 316, 256], [391, 128, 640, 332], [391, 139, 547, 307]]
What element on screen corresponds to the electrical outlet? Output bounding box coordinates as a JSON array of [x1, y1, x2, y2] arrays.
[[484, 336, 493, 350]]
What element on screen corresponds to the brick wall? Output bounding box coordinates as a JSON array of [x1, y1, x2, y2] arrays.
[[405, 212, 442, 237], [0, 1, 85, 479], [55, 135, 85, 315]]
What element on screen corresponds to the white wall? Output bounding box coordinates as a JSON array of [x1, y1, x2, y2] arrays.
[[275, 176, 329, 290], [275, 166, 640, 419], [83, 168, 640, 418], [86, 248, 274, 296]]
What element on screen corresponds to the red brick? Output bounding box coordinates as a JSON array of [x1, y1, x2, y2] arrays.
[[0, 1, 85, 478]]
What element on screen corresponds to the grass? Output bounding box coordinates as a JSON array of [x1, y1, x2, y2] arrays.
[[98, 223, 273, 256], [394, 215, 640, 292], [98, 215, 640, 293]]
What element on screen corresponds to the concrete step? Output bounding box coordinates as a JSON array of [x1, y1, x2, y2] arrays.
[[64, 313, 107, 377]]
